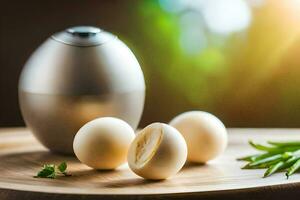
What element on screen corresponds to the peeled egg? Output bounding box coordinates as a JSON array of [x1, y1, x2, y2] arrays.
[[127, 122, 187, 180], [73, 117, 135, 169], [169, 111, 227, 163]]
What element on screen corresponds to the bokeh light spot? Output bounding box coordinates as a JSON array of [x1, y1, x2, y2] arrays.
[[202, 0, 252, 35], [158, 0, 186, 13], [179, 12, 207, 55]]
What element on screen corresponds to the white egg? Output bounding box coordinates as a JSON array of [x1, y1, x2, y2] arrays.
[[169, 111, 227, 163], [73, 117, 135, 170], [127, 122, 187, 180]]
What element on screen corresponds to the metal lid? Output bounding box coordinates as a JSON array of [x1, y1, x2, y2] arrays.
[[51, 26, 116, 47]]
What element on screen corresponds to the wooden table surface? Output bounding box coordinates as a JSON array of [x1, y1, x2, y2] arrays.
[[1, 128, 300, 200]]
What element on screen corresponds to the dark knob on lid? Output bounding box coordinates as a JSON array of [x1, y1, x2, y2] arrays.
[[67, 26, 101, 37]]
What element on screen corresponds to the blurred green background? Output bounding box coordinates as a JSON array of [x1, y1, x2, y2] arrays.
[[132, 0, 300, 127], [1, 0, 300, 127]]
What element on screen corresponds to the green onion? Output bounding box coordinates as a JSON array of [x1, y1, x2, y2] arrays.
[[268, 141, 300, 147], [264, 161, 285, 178], [238, 140, 300, 178], [286, 158, 300, 179]]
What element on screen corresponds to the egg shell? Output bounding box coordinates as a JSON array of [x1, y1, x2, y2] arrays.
[[169, 111, 227, 163], [73, 117, 135, 169], [128, 122, 187, 180]]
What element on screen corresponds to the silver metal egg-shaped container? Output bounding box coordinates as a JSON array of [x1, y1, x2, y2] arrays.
[[19, 26, 145, 154]]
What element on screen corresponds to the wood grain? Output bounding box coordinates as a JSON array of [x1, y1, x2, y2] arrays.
[[1, 128, 300, 200]]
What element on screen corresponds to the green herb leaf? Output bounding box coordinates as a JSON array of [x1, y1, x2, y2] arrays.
[[35, 164, 56, 178], [34, 162, 70, 179], [58, 162, 67, 173]]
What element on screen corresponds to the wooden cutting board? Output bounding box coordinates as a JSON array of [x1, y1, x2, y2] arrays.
[[1, 128, 300, 200]]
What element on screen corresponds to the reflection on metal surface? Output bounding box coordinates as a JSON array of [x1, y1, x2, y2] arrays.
[[20, 91, 144, 154]]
